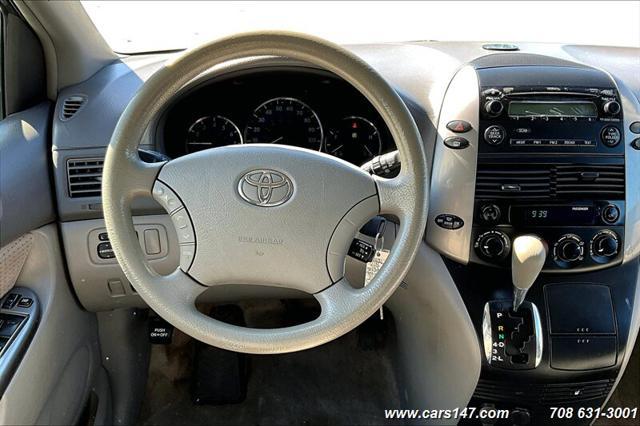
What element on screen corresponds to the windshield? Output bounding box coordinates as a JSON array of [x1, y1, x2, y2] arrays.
[[82, 1, 640, 53]]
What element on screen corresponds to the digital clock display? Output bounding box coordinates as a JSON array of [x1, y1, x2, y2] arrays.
[[510, 205, 596, 226], [508, 101, 598, 118]]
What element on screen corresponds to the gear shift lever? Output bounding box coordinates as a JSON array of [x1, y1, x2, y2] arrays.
[[511, 235, 547, 311]]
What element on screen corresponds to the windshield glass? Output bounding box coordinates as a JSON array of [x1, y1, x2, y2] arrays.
[[82, 1, 640, 53]]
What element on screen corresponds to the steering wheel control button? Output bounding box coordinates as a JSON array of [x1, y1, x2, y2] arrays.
[[590, 230, 620, 263], [484, 125, 506, 145], [435, 214, 464, 230], [474, 230, 511, 261], [97, 242, 115, 259], [446, 120, 472, 133], [480, 204, 501, 224], [601, 204, 620, 224], [348, 239, 375, 263], [553, 234, 584, 268], [600, 125, 622, 147], [443, 136, 470, 150], [179, 244, 196, 271], [630, 121, 640, 134], [171, 207, 195, 244], [152, 181, 182, 214], [98, 232, 109, 241]]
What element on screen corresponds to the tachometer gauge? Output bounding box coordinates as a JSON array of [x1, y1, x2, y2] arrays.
[[325, 116, 382, 165], [244, 97, 323, 150], [185, 115, 242, 153]]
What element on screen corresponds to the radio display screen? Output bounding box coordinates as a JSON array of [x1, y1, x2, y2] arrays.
[[510, 205, 596, 226], [508, 101, 598, 118]]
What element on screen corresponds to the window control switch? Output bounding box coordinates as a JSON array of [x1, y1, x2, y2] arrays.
[[2, 293, 21, 309]]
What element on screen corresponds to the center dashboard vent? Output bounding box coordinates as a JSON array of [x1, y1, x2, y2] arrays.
[[67, 158, 103, 198], [60, 95, 87, 121], [476, 163, 625, 200]]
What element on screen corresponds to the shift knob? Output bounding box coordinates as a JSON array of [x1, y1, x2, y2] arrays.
[[512, 235, 547, 311]]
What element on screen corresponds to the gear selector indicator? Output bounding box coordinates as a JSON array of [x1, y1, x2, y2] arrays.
[[483, 300, 543, 370]]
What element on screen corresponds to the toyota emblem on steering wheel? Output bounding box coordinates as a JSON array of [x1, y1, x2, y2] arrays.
[[238, 169, 294, 207]]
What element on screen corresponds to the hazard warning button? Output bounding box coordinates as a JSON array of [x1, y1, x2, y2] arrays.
[[446, 120, 472, 133]]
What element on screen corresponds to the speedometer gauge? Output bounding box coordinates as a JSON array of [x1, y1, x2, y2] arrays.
[[185, 115, 242, 153], [244, 97, 323, 150], [325, 116, 382, 165]]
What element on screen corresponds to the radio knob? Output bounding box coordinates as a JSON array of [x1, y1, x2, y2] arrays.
[[485, 100, 504, 116], [590, 230, 620, 262], [475, 230, 511, 261], [554, 234, 584, 266], [603, 100, 621, 115]]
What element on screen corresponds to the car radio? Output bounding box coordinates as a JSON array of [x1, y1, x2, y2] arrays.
[[471, 77, 626, 273], [478, 85, 624, 154]]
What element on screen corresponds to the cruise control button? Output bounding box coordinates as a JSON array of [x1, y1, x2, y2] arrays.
[[601, 125, 621, 147], [152, 181, 182, 214], [446, 120, 471, 133], [443, 136, 470, 149]]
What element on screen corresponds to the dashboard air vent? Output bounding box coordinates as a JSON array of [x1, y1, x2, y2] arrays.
[[60, 95, 87, 121], [67, 158, 103, 198], [476, 163, 624, 200]]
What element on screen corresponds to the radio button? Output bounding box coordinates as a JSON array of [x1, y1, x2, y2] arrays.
[[630, 122, 640, 134], [601, 126, 621, 147], [485, 100, 504, 116], [631, 138, 640, 150], [484, 125, 506, 145], [603, 100, 621, 115]]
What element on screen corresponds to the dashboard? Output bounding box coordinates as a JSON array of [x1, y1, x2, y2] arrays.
[[159, 69, 396, 166], [49, 41, 640, 425]]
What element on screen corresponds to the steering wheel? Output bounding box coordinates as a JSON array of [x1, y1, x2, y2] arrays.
[[103, 32, 428, 354]]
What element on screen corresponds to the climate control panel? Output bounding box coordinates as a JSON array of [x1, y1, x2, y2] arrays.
[[472, 227, 623, 272]]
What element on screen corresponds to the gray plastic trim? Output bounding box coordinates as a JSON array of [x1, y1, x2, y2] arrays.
[[0, 102, 55, 247], [425, 66, 480, 264]]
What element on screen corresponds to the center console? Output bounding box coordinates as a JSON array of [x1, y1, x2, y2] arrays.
[[472, 66, 625, 274], [427, 58, 640, 425]]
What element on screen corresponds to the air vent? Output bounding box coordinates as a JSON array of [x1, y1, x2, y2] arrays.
[[476, 163, 624, 200], [474, 378, 614, 406], [67, 158, 103, 198], [60, 95, 87, 121]]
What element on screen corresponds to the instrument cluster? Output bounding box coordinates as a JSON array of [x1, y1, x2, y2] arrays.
[[160, 69, 396, 166]]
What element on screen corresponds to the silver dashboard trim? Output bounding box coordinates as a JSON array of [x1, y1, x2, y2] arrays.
[[617, 81, 640, 263], [425, 66, 480, 263]]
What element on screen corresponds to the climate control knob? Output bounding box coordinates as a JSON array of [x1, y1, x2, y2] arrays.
[[475, 230, 511, 261], [553, 234, 585, 267], [590, 230, 620, 263], [484, 99, 504, 116]]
